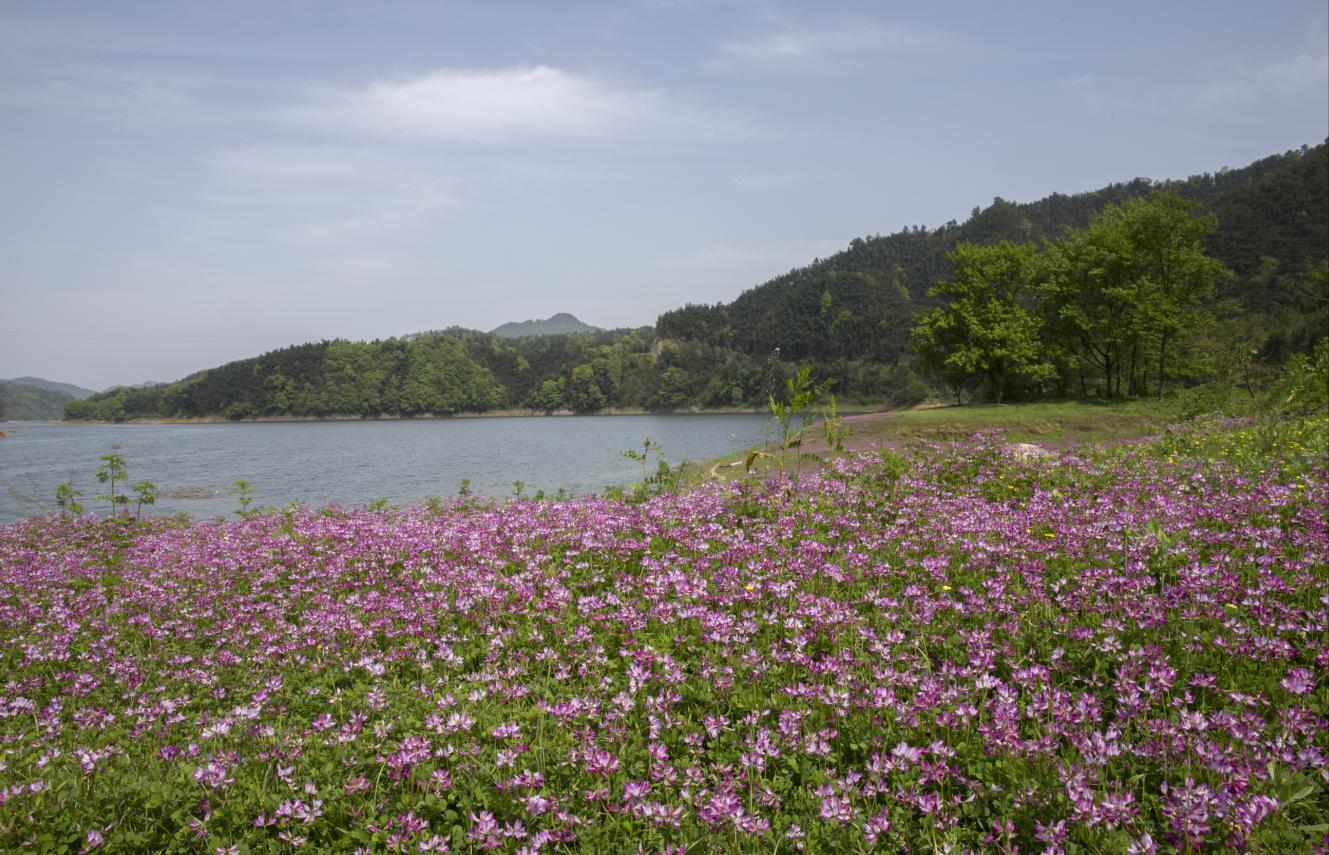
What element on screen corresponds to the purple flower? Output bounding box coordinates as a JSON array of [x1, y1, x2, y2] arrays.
[[1281, 667, 1316, 696]]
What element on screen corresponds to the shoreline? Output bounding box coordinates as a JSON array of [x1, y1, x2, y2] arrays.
[[34, 403, 889, 426], [52, 406, 770, 425]]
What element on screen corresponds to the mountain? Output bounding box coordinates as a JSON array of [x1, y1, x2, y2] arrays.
[[66, 141, 1327, 421], [0, 380, 75, 420], [491, 313, 602, 338], [4, 376, 97, 400]]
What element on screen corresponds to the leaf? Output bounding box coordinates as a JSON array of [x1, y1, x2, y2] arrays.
[[1286, 784, 1315, 804]]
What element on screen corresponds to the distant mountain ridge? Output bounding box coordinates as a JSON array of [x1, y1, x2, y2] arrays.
[[491, 313, 601, 338], [0, 381, 75, 420], [4, 376, 97, 400]]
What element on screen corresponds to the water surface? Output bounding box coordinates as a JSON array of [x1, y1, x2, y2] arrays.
[[0, 415, 774, 523]]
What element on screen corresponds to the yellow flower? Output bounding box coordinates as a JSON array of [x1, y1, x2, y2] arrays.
[[942, 585, 952, 591], [744, 583, 756, 591]]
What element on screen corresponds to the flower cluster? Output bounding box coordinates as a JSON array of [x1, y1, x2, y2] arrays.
[[0, 420, 1324, 852]]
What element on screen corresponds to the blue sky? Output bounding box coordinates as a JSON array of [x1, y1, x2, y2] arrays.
[[1, 1, 1326, 390]]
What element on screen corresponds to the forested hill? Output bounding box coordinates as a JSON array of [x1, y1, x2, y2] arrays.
[[68, 142, 1327, 421], [657, 142, 1327, 363], [0, 381, 76, 421], [3, 377, 97, 400], [491, 313, 601, 338]]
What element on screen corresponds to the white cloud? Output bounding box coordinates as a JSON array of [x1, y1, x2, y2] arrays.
[[291, 65, 731, 143], [201, 143, 462, 246], [713, 22, 943, 67], [1195, 52, 1328, 111]]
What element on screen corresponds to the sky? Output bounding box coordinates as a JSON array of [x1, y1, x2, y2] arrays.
[[1, 1, 1326, 390]]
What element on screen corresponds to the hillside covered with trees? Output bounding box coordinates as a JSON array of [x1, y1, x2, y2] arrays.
[[491, 313, 602, 339], [68, 142, 1327, 421], [0, 380, 78, 421]]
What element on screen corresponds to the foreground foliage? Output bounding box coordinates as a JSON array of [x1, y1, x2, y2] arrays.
[[0, 419, 1326, 853]]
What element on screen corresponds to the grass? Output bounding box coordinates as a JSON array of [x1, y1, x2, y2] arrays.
[[843, 398, 1173, 443], [685, 398, 1177, 486]]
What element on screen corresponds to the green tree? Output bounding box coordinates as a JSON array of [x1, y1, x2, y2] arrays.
[[912, 242, 1053, 403], [526, 379, 565, 412], [1119, 191, 1226, 395], [566, 363, 606, 412], [649, 366, 690, 409], [1044, 192, 1227, 396]]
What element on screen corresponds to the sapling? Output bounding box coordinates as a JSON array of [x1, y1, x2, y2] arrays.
[[130, 480, 157, 518], [622, 438, 680, 498], [231, 479, 255, 517], [96, 453, 129, 517], [55, 481, 84, 518]]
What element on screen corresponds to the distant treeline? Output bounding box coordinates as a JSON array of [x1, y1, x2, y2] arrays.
[[69, 142, 1327, 421]]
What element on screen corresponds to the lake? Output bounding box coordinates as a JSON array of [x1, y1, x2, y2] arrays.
[[0, 414, 775, 524]]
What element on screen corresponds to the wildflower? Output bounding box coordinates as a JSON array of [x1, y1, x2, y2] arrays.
[[83, 827, 108, 851], [1281, 667, 1316, 696], [492, 721, 522, 739], [863, 810, 892, 845]]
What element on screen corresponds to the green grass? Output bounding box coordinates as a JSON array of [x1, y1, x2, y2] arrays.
[[684, 398, 1178, 486], [844, 398, 1173, 444]]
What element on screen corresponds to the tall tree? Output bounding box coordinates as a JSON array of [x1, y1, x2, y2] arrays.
[[1044, 192, 1227, 396], [912, 242, 1053, 403], [1119, 191, 1227, 395]]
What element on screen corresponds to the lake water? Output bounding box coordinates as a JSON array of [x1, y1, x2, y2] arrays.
[[0, 415, 775, 524]]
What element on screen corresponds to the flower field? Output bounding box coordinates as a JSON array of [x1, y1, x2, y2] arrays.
[[1, 418, 1326, 853]]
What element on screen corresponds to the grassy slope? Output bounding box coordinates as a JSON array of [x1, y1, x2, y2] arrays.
[[686, 399, 1177, 485]]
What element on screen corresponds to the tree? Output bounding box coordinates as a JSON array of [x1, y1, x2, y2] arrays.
[[649, 366, 689, 409], [1043, 192, 1226, 396], [1119, 192, 1226, 395], [565, 363, 606, 412], [526, 379, 564, 412], [1041, 221, 1142, 396], [912, 242, 1053, 403]]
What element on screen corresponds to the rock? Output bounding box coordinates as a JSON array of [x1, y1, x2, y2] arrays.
[[1010, 442, 1056, 460]]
